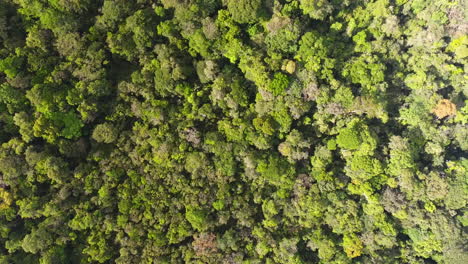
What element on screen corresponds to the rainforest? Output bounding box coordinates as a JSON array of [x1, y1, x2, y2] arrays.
[[0, 0, 467, 263]]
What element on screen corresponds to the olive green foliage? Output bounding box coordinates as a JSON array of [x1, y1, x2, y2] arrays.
[[268, 72, 290, 96], [92, 123, 118, 143], [226, 0, 264, 24], [0, 0, 466, 263]]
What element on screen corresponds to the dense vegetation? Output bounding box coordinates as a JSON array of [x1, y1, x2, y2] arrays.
[[0, 0, 467, 263]]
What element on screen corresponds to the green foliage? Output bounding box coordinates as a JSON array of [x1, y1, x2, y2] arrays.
[[39, 246, 68, 264], [92, 123, 118, 143], [226, 0, 264, 24], [342, 55, 386, 94], [0, 1, 465, 263], [265, 22, 301, 55], [267, 72, 290, 96], [297, 31, 334, 77], [0, 84, 28, 113], [256, 155, 295, 188], [185, 206, 208, 231], [348, 155, 383, 181], [0, 55, 23, 79], [447, 35, 468, 60], [51, 111, 84, 139], [299, 0, 333, 20], [406, 228, 443, 258], [21, 228, 53, 254], [336, 122, 362, 150], [342, 233, 363, 258]]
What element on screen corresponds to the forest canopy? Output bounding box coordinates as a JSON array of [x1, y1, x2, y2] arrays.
[[0, 0, 467, 263]]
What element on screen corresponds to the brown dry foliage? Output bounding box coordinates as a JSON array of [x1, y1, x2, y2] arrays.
[[432, 99, 457, 119], [192, 232, 218, 257]]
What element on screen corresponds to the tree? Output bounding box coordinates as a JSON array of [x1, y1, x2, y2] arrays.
[[226, 0, 264, 24], [342, 233, 363, 258], [0, 1, 466, 263], [21, 227, 53, 254], [185, 206, 208, 231], [267, 72, 290, 96], [299, 0, 333, 20], [92, 123, 119, 143]]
